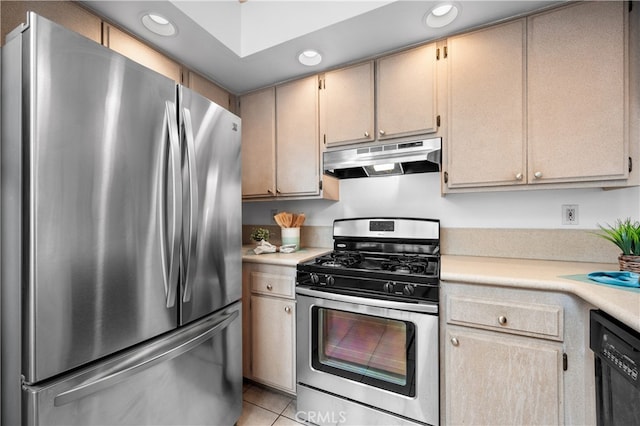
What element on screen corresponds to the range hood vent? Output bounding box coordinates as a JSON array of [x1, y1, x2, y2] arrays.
[[323, 137, 441, 179]]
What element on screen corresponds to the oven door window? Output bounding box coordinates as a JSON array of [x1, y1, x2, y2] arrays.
[[311, 307, 416, 396]]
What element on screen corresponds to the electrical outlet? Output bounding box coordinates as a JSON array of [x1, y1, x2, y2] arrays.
[[562, 204, 579, 225]]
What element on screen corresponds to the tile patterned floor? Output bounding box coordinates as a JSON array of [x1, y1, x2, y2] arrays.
[[238, 381, 305, 426]]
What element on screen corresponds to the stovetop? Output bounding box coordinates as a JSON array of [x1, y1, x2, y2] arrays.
[[310, 250, 439, 277], [296, 218, 441, 303]]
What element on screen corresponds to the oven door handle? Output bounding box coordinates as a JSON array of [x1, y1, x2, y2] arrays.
[[296, 287, 439, 314]]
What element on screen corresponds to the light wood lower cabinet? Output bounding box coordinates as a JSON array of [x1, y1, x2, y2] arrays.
[[250, 294, 295, 391], [242, 262, 297, 394], [442, 281, 597, 425], [445, 326, 563, 425]]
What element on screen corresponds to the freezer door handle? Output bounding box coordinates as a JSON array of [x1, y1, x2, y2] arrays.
[[159, 101, 182, 308], [181, 107, 199, 303], [53, 308, 239, 407]]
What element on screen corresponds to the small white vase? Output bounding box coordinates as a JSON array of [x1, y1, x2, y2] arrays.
[[281, 227, 300, 251]]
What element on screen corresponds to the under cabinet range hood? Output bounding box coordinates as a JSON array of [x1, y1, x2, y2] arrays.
[[323, 137, 441, 178]]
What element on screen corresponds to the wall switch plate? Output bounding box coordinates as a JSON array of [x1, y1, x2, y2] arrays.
[[562, 204, 579, 225]]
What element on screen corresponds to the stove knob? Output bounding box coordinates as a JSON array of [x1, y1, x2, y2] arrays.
[[383, 282, 395, 293], [403, 284, 415, 296], [310, 273, 320, 285], [325, 275, 335, 286]]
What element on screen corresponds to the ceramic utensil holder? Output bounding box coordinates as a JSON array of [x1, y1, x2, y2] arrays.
[[281, 227, 300, 251]]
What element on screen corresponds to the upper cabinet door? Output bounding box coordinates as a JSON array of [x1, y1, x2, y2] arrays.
[[187, 70, 232, 112], [322, 61, 375, 147], [447, 19, 526, 188], [276, 75, 320, 196], [102, 24, 182, 82], [527, 1, 628, 184], [240, 87, 276, 198], [377, 43, 438, 140]]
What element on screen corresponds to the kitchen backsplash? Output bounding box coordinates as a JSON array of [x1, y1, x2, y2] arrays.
[[242, 225, 620, 264]]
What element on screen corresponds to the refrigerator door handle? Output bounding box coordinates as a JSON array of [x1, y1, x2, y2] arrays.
[[159, 100, 182, 308], [181, 107, 199, 303], [52, 308, 239, 407]]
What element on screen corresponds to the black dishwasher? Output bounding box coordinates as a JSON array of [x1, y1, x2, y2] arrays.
[[590, 310, 640, 426]]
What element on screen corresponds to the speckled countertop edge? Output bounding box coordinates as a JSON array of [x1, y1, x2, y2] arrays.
[[241, 245, 331, 266], [441, 255, 640, 333]]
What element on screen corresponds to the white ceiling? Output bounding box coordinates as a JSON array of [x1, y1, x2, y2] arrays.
[[80, 0, 563, 95]]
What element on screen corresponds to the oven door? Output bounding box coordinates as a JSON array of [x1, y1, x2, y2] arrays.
[[296, 287, 439, 426]]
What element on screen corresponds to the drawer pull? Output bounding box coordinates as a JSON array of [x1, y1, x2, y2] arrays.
[[284, 306, 291, 313], [498, 315, 508, 325], [450, 337, 459, 347], [266, 284, 273, 291]]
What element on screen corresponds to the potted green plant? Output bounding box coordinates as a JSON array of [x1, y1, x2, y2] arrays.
[[596, 218, 640, 272], [250, 227, 270, 243]]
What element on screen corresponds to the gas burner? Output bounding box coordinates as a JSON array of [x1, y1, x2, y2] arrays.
[[381, 256, 433, 275], [321, 261, 345, 268], [316, 251, 364, 268]]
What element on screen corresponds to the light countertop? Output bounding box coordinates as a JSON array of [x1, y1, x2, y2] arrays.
[[442, 255, 640, 333], [242, 245, 331, 267], [241, 249, 639, 333]]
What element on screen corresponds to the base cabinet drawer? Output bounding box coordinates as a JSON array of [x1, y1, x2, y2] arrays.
[[447, 295, 563, 340]]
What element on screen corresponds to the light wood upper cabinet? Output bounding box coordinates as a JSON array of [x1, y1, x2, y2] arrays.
[[241, 76, 338, 200], [377, 43, 438, 140], [445, 1, 630, 191], [527, 1, 628, 184], [1, 0, 102, 45], [102, 24, 182, 82], [276, 76, 320, 196], [321, 61, 375, 147], [240, 87, 276, 198], [187, 70, 232, 112], [447, 20, 526, 188]]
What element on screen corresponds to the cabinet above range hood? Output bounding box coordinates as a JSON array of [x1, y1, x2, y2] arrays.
[[323, 137, 441, 179]]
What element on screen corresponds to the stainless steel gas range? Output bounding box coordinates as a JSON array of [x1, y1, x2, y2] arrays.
[[296, 218, 440, 426]]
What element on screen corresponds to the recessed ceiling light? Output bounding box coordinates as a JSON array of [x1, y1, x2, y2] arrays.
[[298, 50, 322, 66], [141, 13, 177, 37], [425, 3, 460, 28], [431, 4, 453, 17]]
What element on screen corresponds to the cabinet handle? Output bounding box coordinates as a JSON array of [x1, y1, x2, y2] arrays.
[[450, 337, 459, 346], [515, 173, 523, 181], [533, 171, 543, 179], [267, 189, 274, 195], [498, 315, 508, 325], [379, 129, 386, 136], [266, 284, 273, 291], [284, 306, 291, 313], [364, 131, 370, 138]]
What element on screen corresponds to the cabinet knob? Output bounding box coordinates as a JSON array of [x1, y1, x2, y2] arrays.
[[364, 131, 370, 138], [533, 171, 543, 179], [267, 189, 274, 195], [266, 284, 273, 291], [379, 129, 386, 136], [515, 173, 523, 181], [498, 315, 508, 325], [450, 337, 459, 346], [284, 306, 291, 313]]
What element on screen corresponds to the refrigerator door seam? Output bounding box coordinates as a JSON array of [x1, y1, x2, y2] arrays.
[[181, 106, 199, 303]]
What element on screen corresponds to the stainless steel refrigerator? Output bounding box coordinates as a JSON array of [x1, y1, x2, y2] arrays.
[[1, 13, 242, 425]]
